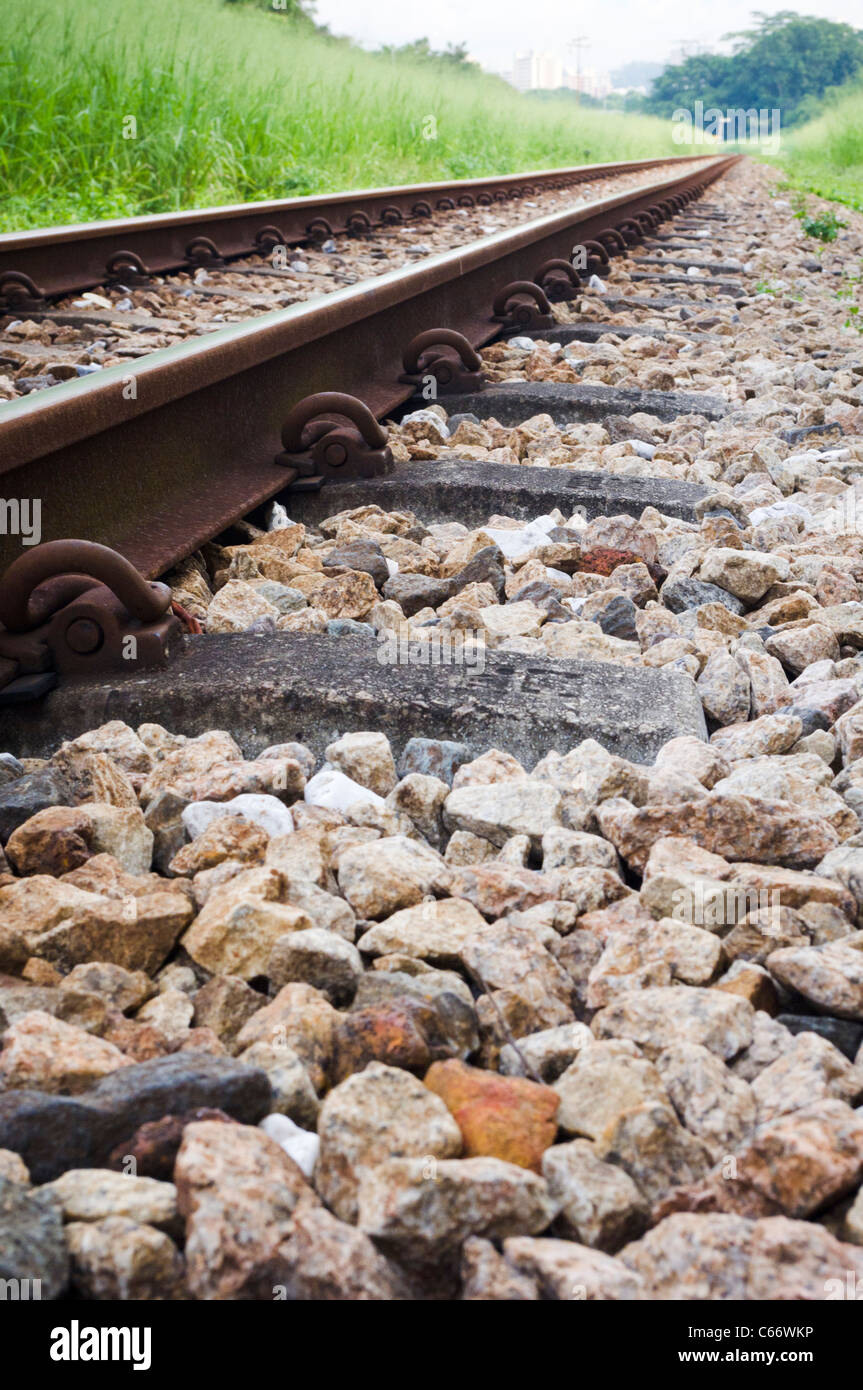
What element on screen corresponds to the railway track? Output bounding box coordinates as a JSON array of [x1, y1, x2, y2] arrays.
[[3, 152, 863, 1304], [0, 156, 706, 308], [0, 158, 707, 407], [0, 154, 725, 583]]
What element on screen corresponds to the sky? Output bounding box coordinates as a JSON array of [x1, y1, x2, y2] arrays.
[[310, 0, 863, 76]]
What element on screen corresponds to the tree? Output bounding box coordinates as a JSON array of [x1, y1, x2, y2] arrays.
[[645, 12, 863, 125], [377, 38, 474, 68], [224, 0, 317, 19]]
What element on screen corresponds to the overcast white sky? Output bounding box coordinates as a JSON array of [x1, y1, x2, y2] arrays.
[[311, 0, 863, 75]]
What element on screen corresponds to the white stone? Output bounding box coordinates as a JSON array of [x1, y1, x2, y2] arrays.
[[629, 440, 656, 460], [304, 767, 386, 813], [259, 1113, 320, 1177], [265, 501, 294, 531], [482, 516, 557, 561], [401, 409, 450, 438], [182, 794, 294, 839]]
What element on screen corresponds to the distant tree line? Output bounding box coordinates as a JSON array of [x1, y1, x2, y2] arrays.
[[375, 38, 475, 68], [224, 0, 309, 16], [221, 6, 476, 66], [645, 12, 863, 126]]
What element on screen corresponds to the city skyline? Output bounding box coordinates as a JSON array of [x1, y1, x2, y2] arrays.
[[504, 51, 615, 99], [310, 0, 863, 76]]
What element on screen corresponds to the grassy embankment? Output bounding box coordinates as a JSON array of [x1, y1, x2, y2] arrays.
[[770, 84, 863, 210], [0, 0, 681, 231]]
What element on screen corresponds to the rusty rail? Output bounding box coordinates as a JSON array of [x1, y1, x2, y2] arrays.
[[0, 156, 736, 582], [0, 156, 709, 307]]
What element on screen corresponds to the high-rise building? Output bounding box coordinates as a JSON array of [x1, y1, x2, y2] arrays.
[[506, 50, 610, 97], [511, 50, 564, 92]]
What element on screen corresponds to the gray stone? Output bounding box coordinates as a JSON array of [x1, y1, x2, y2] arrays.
[[3, 636, 709, 768], [451, 546, 507, 600], [327, 619, 375, 637], [697, 649, 752, 726], [542, 1139, 648, 1251], [143, 789, 190, 875], [503, 1234, 642, 1300], [592, 986, 754, 1061], [0, 1175, 68, 1300], [594, 593, 639, 642], [398, 738, 471, 785], [0, 1054, 272, 1183], [357, 1156, 556, 1257], [0, 754, 24, 787], [267, 928, 363, 1005], [254, 582, 308, 614], [662, 577, 746, 616], [316, 1062, 462, 1224], [460, 1235, 540, 1299], [0, 766, 72, 843], [289, 458, 709, 530], [443, 779, 562, 851], [327, 539, 390, 589], [382, 573, 454, 616]]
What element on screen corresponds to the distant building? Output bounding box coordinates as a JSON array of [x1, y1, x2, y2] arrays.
[[511, 51, 562, 91], [563, 66, 611, 99], [505, 50, 610, 97]]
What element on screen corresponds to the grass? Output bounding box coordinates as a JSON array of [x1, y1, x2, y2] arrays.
[[766, 83, 863, 211], [0, 0, 682, 232]]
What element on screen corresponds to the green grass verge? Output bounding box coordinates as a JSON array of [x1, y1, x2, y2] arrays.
[[0, 0, 681, 232], [766, 84, 863, 211]]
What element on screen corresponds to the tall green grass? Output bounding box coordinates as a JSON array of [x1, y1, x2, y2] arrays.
[[0, 0, 680, 231], [770, 84, 863, 210]]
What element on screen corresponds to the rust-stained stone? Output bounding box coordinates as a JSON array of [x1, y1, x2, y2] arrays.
[[330, 1003, 433, 1084], [424, 1059, 559, 1172]]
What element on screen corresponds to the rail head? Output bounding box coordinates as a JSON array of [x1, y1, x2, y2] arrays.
[[0, 154, 739, 580], [0, 155, 719, 304]]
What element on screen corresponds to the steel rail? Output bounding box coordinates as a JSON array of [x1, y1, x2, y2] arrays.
[[0, 156, 710, 305], [0, 156, 735, 580]]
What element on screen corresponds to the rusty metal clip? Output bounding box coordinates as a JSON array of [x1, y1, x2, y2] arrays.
[[0, 540, 182, 704], [186, 236, 224, 268], [255, 225, 287, 252], [616, 218, 644, 246], [534, 259, 581, 303], [399, 329, 485, 396], [105, 250, 150, 286], [306, 218, 334, 244], [0, 271, 46, 311], [276, 392, 393, 481], [492, 281, 554, 332], [346, 211, 373, 237], [581, 240, 611, 277], [598, 227, 627, 255]]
